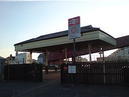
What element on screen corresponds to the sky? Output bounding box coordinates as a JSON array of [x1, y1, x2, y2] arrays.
[[0, 0, 129, 59]]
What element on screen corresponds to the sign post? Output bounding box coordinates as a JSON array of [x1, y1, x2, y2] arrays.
[[68, 16, 81, 64], [68, 16, 80, 84]]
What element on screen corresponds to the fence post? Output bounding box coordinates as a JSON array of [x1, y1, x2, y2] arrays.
[[103, 61, 106, 84]]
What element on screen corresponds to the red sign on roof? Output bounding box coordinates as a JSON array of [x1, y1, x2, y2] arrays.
[[68, 16, 81, 39], [68, 16, 80, 26]]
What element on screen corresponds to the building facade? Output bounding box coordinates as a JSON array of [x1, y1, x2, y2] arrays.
[[97, 47, 129, 61], [15, 53, 31, 64], [107, 47, 129, 61]]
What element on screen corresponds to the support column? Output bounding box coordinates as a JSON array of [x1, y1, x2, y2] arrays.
[[45, 50, 48, 66], [45, 50, 48, 74], [15, 51, 19, 64], [99, 51, 102, 58], [99, 48, 102, 61], [102, 49, 105, 61], [88, 44, 92, 62], [65, 48, 68, 64], [100, 48, 105, 61], [30, 51, 32, 63], [16, 51, 18, 56]]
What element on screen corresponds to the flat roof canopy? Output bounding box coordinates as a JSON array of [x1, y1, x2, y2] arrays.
[[14, 25, 116, 55]]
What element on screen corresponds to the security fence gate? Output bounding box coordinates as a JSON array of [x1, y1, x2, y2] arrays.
[[61, 61, 129, 85]]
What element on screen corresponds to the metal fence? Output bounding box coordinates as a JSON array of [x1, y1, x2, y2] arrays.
[[4, 64, 43, 82], [61, 61, 129, 85]]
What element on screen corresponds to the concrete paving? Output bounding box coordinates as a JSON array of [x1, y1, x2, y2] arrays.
[[16, 80, 129, 97], [0, 71, 129, 97]]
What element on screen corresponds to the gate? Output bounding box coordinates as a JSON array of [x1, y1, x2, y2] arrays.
[[61, 61, 129, 85]]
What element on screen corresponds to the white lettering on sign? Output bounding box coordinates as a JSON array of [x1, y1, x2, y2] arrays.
[[69, 18, 80, 25], [68, 16, 81, 39]]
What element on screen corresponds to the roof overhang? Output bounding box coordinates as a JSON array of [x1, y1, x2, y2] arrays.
[[15, 27, 116, 53]]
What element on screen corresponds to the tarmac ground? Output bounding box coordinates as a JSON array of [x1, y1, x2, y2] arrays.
[[0, 70, 129, 97]]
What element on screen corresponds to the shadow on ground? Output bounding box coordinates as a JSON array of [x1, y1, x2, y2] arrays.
[[0, 71, 129, 97]]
